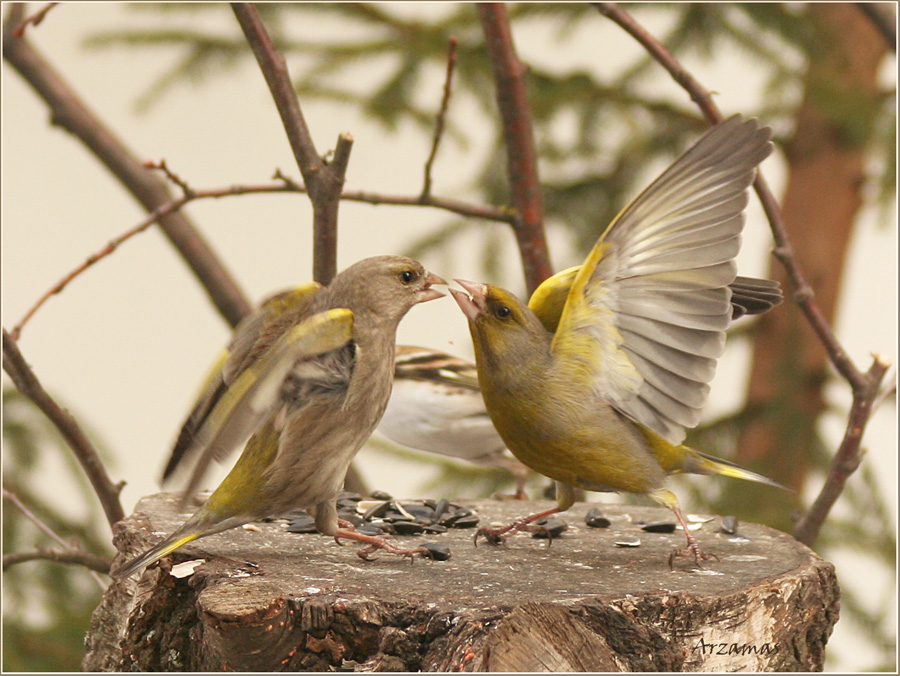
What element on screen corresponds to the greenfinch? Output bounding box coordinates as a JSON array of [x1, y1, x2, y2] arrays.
[[451, 115, 781, 565], [376, 345, 530, 496], [114, 256, 445, 579]]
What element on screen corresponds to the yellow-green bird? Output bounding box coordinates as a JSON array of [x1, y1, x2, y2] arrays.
[[114, 256, 445, 579], [451, 115, 781, 565]]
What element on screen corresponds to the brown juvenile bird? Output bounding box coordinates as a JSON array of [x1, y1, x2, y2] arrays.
[[451, 115, 782, 566], [114, 256, 445, 579]]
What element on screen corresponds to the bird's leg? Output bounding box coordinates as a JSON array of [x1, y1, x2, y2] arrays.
[[475, 481, 575, 546], [334, 520, 430, 563], [649, 489, 718, 569], [312, 500, 429, 563], [475, 505, 561, 545]]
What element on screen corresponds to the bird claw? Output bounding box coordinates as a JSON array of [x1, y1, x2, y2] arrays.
[[474, 517, 555, 547], [334, 526, 427, 564], [474, 527, 508, 547], [356, 545, 379, 562], [668, 545, 719, 569]]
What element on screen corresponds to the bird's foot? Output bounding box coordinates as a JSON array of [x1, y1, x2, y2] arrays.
[[474, 508, 561, 547], [334, 524, 430, 563], [666, 507, 719, 569], [667, 541, 719, 569]]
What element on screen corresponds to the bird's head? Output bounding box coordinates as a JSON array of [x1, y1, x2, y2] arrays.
[[451, 279, 552, 375], [330, 256, 446, 325]]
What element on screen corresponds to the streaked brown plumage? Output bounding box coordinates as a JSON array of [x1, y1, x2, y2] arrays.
[[115, 256, 445, 579]]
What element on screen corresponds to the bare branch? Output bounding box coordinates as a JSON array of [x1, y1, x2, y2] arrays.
[[594, 2, 891, 545], [3, 488, 109, 584], [2, 6, 252, 327], [422, 36, 458, 200], [13, 178, 512, 338], [3, 548, 112, 575], [341, 188, 515, 223], [13, 1, 57, 37], [11, 182, 285, 339], [478, 3, 553, 295], [793, 354, 891, 545], [231, 3, 350, 285], [145, 159, 195, 197], [2, 331, 125, 530], [593, 4, 720, 122]]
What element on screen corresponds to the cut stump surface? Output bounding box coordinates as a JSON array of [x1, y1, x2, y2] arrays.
[[85, 494, 839, 671]]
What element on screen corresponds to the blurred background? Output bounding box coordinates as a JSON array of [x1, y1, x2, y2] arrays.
[[3, 4, 896, 671]]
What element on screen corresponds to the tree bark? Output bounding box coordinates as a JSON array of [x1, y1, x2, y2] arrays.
[[85, 495, 839, 671]]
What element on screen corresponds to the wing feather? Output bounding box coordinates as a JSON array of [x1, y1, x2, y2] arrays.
[[552, 115, 773, 444], [180, 309, 354, 502]]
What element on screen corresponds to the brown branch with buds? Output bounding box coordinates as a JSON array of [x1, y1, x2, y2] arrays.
[[12, 1, 57, 37], [12, 173, 513, 340], [594, 2, 891, 546], [232, 3, 350, 285]]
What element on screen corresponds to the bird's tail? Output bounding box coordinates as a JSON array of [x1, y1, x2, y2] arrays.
[[681, 448, 787, 490], [112, 529, 203, 580]]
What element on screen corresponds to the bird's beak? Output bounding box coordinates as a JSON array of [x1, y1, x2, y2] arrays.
[[417, 271, 447, 304], [450, 279, 488, 322]]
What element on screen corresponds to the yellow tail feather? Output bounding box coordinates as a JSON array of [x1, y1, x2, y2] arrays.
[[113, 531, 202, 579], [687, 449, 788, 490]]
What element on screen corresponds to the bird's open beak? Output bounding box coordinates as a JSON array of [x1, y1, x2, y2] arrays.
[[417, 271, 447, 304], [450, 279, 488, 322]]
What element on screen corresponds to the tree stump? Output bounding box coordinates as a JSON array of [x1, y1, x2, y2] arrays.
[[85, 494, 839, 671]]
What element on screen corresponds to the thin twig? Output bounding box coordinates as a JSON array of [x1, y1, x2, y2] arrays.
[[422, 36, 458, 200], [12, 178, 512, 339], [792, 355, 891, 544], [2, 331, 125, 531], [3, 548, 112, 575], [231, 3, 349, 285], [3, 488, 109, 585], [2, 5, 251, 327], [870, 369, 896, 415], [11, 182, 288, 340], [13, 1, 57, 37], [593, 4, 719, 120], [594, 2, 890, 546], [145, 159, 195, 197], [478, 3, 553, 295]]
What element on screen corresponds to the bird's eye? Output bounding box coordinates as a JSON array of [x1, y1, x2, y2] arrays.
[[496, 305, 511, 318], [400, 269, 418, 284]]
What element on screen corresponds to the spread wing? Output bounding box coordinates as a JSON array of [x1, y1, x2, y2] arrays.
[[551, 115, 773, 444], [529, 268, 781, 332]]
